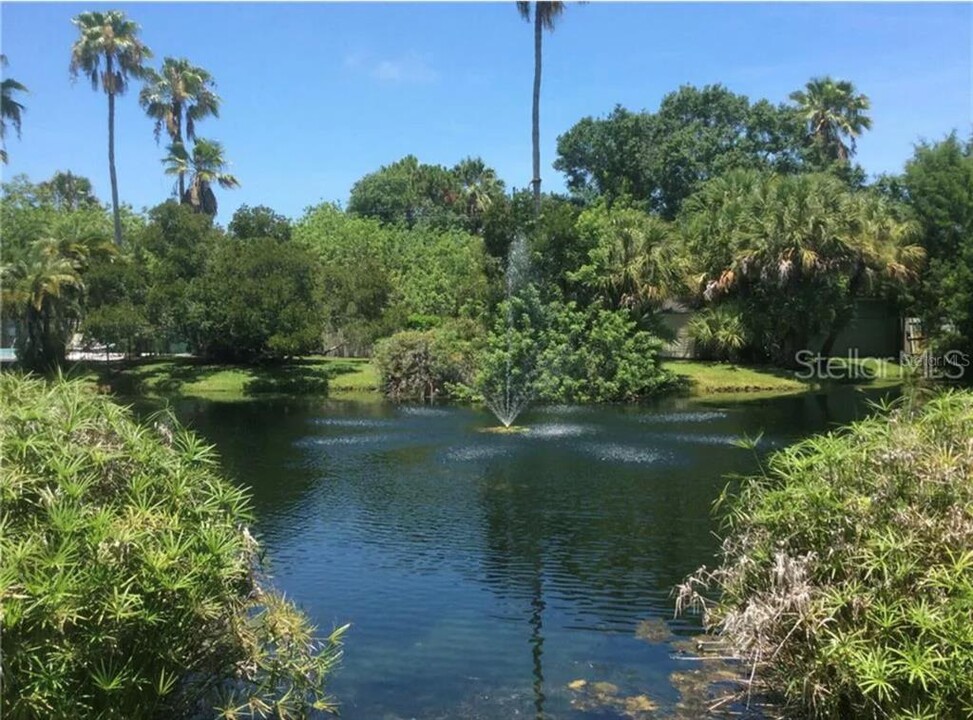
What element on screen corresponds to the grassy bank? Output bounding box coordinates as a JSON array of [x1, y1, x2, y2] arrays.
[[73, 356, 379, 401], [665, 357, 904, 400], [71, 355, 902, 403]]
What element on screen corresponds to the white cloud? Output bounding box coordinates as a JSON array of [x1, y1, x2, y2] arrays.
[[344, 51, 439, 85]]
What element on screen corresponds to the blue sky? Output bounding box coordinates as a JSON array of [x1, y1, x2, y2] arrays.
[[1, 2, 970, 221]]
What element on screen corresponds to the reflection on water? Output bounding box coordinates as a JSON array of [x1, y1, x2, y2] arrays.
[[140, 387, 895, 719]]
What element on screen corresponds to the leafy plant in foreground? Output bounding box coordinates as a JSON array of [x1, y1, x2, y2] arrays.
[[0, 374, 346, 719], [676, 391, 973, 719]]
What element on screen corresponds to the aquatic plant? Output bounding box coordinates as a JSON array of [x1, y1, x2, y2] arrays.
[[0, 374, 347, 719], [676, 390, 973, 718]]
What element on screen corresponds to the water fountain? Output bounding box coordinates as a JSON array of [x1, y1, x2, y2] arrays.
[[481, 235, 536, 430]]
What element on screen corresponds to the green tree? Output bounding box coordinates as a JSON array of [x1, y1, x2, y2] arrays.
[[163, 138, 239, 216], [555, 85, 805, 217], [140, 57, 220, 199], [294, 203, 489, 351], [681, 170, 922, 364], [374, 324, 478, 402], [347, 155, 463, 229], [2, 239, 85, 372], [452, 156, 506, 234], [901, 132, 973, 359], [37, 171, 100, 211], [82, 250, 151, 361], [478, 288, 674, 405], [516, 1, 565, 217], [1, 54, 28, 164], [187, 236, 325, 362], [228, 204, 292, 242], [571, 198, 684, 320], [70, 10, 152, 246], [139, 201, 218, 349], [790, 76, 872, 165]]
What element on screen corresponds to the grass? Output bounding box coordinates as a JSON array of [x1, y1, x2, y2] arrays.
[[664, 357, 904, 399], [69, 355, 902, 403], [71, 356, 380, 402]]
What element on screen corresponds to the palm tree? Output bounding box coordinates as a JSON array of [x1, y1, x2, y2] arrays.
[[1, 54, 28, 164], [574, 202, 683, 318], [163, 138, 239, 216], [790, 77, 872, 165], [516, 1, 565, 217], [38, 171, 100, 210], [2, 240, 86, 372], [452, 156, 505, 231], [70, 10, 152, 246], [140, 57, 220, 199], [816, 192, 923, 355]]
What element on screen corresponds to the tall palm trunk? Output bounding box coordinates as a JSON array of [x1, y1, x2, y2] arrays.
[[531, 10, 542, 218], [174, 101, 186, 199], [106, 55, 122, 247]]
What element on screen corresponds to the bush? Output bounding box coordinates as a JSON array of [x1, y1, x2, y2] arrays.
[[687, 304, 750, 362], [374, 324, 478, 402], [0, 375, 346, 719], [677, 391, 973, 719], [187, 237, 325, 362], [477, 290, 675, 405]]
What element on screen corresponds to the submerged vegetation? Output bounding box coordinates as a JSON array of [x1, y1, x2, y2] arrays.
[[0, 374, 346, 719], [677, 391, 973, 718]]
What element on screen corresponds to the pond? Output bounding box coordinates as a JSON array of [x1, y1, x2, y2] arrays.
[[154, 386, 895, 719]]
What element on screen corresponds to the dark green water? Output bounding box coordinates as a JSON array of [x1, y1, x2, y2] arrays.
[[155, 387, 894, 719]]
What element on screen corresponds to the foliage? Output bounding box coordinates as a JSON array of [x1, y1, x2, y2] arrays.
[[139, 56, 220, 200], [677, 391, 973, 719], [901, 133, 973, 362], [1, 54, 28, 164], [790, 76, 872, 165], [680, 170, 922, 364], [139, 57, 219, 146], [139, 201, 218, 349], [186, 236, 325, 362], [294, 203, 488, 351], [374, 323, 479, 402], [347, 154, 505, 234], [1, 240, 85, 372], [0, 374, 346, 719], [70, 9, 152, 245], [347, 154, 462, 229], [555, 85, 805, 217], [1, 174, 120, 264], [571, 198, 684, 318], [228, 204, 292, 242], [163, 138, 239, 216], [36, 171, 100, 211], [687, 304, 750, 362], [478, 289, 675, 404]]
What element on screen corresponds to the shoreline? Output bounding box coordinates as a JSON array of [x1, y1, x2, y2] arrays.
[[60, 355, 905, 404]]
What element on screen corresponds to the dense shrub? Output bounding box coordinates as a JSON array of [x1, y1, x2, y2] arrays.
[[687, 304, 750, 362], [478, 290, 675, 404], [294, 203, 489, 351], [373, 323, 478, 401], [0, 375, 346, 719], [187, 237, 325, 362], [677, 391, 973, 719]]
